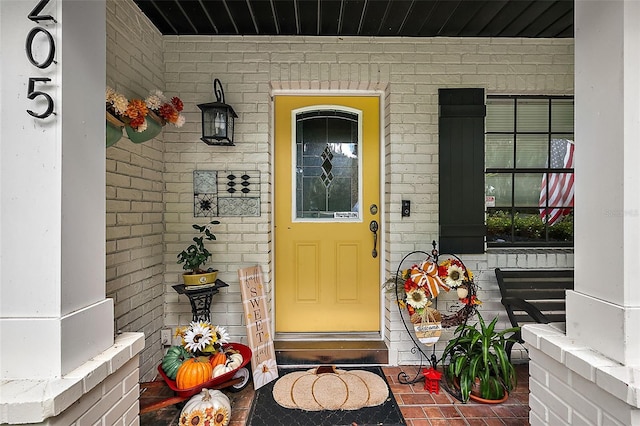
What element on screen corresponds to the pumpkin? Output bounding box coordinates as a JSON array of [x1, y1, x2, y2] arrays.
[[209, 351, 227, 368], [176, 357, 213, 389], [161, 345, 193, 380], [226, 353, 243, 370], [179, 388, 231, 426], [212, 363, 233, 378]]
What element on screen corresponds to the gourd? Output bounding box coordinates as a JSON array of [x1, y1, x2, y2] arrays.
[[209, 351, 227, 368], [176, 357, 213, 389], [226, 352, 243, 370], [161, 345, 192, 380], [212, 363, 233, 378], [179, 388, 231, 426]]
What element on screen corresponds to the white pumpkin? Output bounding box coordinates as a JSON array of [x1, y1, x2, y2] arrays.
[[226, 353, 243, 369], [179, 388, 231, 426], [212, 363, 233, 378]]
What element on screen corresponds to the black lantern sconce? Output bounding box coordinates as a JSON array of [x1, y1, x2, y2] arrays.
[[197, 79, 238, 146]]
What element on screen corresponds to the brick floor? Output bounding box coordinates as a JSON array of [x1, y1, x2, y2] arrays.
[[140, 364, 530, 426]]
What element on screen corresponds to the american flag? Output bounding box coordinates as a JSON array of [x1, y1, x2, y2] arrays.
[[539, 139, 575, 225]]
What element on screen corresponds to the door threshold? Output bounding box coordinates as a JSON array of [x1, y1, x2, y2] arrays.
[[274, 336, 388, 365], [274, 332, 382, 341]]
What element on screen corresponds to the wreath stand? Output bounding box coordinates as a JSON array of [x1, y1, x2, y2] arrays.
[[391, 241, 479, 402]]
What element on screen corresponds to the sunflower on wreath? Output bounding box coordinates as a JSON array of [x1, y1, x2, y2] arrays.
[[437, 258, 481, 306]]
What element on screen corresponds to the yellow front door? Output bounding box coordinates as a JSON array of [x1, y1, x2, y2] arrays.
[[274, 95, 381, 333]]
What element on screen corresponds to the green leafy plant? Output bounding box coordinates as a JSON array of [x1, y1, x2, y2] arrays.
[[443, 312, 520, 402], [177, 221, 220, 274]]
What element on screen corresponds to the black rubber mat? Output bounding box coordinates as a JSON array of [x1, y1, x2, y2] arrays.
[[245, 366, 406, 426]]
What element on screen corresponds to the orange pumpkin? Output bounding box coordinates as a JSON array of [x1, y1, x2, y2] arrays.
[[176, 357, 213, 389], [209, 351, 227, 368]]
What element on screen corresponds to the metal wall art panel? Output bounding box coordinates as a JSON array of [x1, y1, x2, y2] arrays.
[[193, 170, 260, 217]]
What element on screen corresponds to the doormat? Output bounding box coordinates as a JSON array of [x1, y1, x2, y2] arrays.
[[246, 366, 406, 426]]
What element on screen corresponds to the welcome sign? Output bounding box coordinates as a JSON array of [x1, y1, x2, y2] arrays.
[[238, 265, 279, 389]]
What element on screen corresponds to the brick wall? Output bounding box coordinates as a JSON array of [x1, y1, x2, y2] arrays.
[[106, 0, 166, 382], [160, 35, 575, 363], [525, 325, 639, 425]]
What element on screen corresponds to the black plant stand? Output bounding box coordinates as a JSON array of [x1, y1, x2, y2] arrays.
[[172, 279, 229, 322]]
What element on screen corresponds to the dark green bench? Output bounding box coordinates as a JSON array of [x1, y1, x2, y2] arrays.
[[494, 268, 574, 360]]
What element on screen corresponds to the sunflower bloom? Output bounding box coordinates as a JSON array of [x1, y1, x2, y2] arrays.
[[406, 288, 429, 309], [183, 321, 213, 353], [444, 264, 465, 288]]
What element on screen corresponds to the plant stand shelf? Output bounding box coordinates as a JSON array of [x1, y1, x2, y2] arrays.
[[172, 280, 229, 322]]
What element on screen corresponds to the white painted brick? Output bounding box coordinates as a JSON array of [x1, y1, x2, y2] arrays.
[[529, 393, 549, 423], [530, 378, 571, 422]]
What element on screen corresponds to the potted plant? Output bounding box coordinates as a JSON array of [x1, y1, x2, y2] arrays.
[[177, 220, 220, 285], [443, 312, 520, 403]]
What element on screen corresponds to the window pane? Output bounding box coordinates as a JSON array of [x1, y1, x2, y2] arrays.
[[551, 99, 574, 132], [295, 111, 359, 219], [515, 135, 548, 168], [486, 174, 512, 207], [514, 173, 543, 207], [513, 208, 545, 243], [517, 99, 548, 132], [486, 135, 514, 168], [486, 99, 514, 132]]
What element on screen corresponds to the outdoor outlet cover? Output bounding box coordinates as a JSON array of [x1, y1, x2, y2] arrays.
[[161, 329, 171, 345]]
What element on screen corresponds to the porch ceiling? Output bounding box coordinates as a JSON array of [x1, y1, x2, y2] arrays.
[[133, 0, 574, 38]]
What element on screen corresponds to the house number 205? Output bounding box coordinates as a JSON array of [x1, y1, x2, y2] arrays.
[[25, 0, 56, 119]]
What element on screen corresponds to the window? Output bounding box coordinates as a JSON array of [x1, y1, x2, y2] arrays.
[[485, 96, 574, 246]]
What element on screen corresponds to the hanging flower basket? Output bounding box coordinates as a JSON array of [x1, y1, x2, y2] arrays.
[[106, 112, 124, 147], [125, 111, 164, 144]]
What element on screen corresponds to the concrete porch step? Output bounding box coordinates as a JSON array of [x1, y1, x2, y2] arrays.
[[274, 340, 388, 366]]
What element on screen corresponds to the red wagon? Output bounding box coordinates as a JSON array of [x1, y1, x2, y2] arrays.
[[140, 343, 252, 414]]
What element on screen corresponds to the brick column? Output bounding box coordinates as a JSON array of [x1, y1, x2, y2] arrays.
[[0, 0, 113, 379], [569, 0, 640, 366]]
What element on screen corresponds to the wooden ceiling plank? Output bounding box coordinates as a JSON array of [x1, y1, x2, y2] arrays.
[[441, 0, 487, 37], [272, 0, 298, 35], [417, 0, 463, 36], [339, 0, 366, 35], [500, 1, 559, 37], [199, 0, 236, 35], [319, 0, 343, 36], [478, 0, 533, 37], [398, 0, 437, 36], [136, 0, 574, 38], [360, 0, 393, 35], [377, 0, 413, 36], [518, 1, 574, 38]]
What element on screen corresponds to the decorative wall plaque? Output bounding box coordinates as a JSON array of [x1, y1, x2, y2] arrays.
[[193, 170, 260, 217]]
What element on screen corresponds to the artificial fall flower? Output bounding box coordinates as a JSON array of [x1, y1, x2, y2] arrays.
[[212, 407, 229, 426], [145, 89, 165, 110], [181, 409, 205, 426], [444, 264, 465, 288], [406, 287, 429, 309], [159, 103, 179, 122], [461, 295, 482, 305], [213, 325, 230, 345], [183, 321, 214, 352], [174, 114, 186, 127], [171, 96, 184, 112]]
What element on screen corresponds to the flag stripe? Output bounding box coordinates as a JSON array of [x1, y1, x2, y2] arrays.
[[539, 139, 574, 225]]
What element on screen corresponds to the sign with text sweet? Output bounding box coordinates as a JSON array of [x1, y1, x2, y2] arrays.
[[238, 265, 279, 389]]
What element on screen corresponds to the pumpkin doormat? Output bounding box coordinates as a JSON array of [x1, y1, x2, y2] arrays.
[[246, 366, 406, 426]]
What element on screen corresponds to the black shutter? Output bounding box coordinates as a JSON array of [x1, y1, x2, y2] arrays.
[[438, 88, 486, 254]]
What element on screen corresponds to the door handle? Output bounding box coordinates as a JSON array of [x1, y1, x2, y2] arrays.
[[369, 220, 379, 258]]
